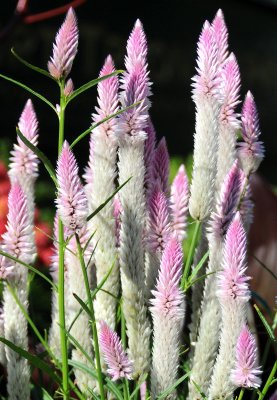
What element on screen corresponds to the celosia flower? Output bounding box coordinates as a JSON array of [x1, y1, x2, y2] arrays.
[[151, 237, 184, 317], [64, 78, 74, 96], [211, 9, 229, 65], [2, 183, 35, 269], [210, 160, 244, 240], [148, 184, 171, 254], [113, 194, 121, 247], [9, 99, 39, 180], [237, 91, 265, 175], [56, 141, 88, 234], [99, 321, 133, 381], [144, 119, 156, 197], [219, 53, 241, 129], [231, 325, 262, 388], [170, 164, 190, 241], [152, 137, 169, 194], [48, 7, 78, 79], [218, 212, 250, 301], [125, 19, 147, 71]]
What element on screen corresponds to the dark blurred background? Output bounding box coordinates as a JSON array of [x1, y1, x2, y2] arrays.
[[0, 0, 277, 185]]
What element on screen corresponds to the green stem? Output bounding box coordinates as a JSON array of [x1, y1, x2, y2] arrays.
[[58, 80, 69, 399], [237, 388, 245, 400], [75, 234, 105, 400], [123, 379, 130, 400], [181, 220, 201, 290], [258, 360, 277, 400]]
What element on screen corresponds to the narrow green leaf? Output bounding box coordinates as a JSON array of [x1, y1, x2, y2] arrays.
[[251, 254, 277, 281], [67, 71, 123, 104], [62, 325, 95, 367], [0, 249, 56, 290], [254, 304, 276, 342], [129, 374, 148, 399], [0, 73, 56, 111], [42, 388, 55, 400], [73, 293, 91, 317], [157, 372, 190, 399], [91, 261, 116, 300], [87, 178, 131, 222], [70, 101, 141, 148], [16, 127, 57, 186], [0, 337, 61, 384], [186, 270, 217, 289], [187, 251, 209, 284], [11, 48, 53, 79]]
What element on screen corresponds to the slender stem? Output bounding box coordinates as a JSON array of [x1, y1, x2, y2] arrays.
[[58, 80, 69, 399], [237, 388, 245, 400], [123, 379, 130, 400], [181, 220, 201, 290], [258, 360, 277, 400], [75, 234, 105, 400]]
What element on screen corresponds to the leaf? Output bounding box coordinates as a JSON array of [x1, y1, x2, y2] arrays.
[[157, 372, 190, 399], [187, 251, 209, 284], [73, 293, 91, 317], [87, 178, 131, 222], [254, 304, 276, 342], [11, 48, 53, 79], [0, 249, 56, 290], [70, 101, 141, 148], [16, 127, 57, 186], [251, 254, 277, 281], [66, 71, 123, 103], [129, 374, 148, 399], [91, 261, 116, 300], [0, 337, 61, 384], [0, 73, 56, 111], [42, 388, 55, 400]]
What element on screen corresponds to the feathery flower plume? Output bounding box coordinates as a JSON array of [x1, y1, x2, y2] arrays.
[[231, 326, 262, 389], [87, 55, 120, 335], [170, 164, 190, 242], [9, 99, 39, 216], [152, 137, 170, 194], [117, 19, 151, 377], [237, 91, 265, 175], [56, 141, 88, 234], [189, 20, 220, 221], [211, 9, 229, 65], [216, 53, 241, 190], [145, 184, 172, 296], [2, 183, 35, 399], [144, 119, 157, 198], [48, 7, 78, 79], [99, 321, 133, 381], [150, 238, 185, 398], [208, 213, 251, 399], [113, 194, 122, 247], [189, 163, 244, 397]]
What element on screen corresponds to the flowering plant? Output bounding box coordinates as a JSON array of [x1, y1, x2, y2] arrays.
[[0, 6, 276, 400]]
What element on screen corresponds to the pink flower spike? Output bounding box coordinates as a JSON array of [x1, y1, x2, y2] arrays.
[[170, 164, 190, 242], [231, 325, 262, 388], [92, 55, 119, 133], [113, 194, 122, 247], [211, 9, 229, 65], [192, 20, 219, 97], [148, 184, 172, 254], [218, 212, 250, 301], [219, 53, 241, 129], [99, 321, 133, 381], [48, 7, 78, 79], [144, 119, 157, 196], [210, 160, 244, 239], [9, 99, 39, 179], [64, 78, 74, 96], [150, 237, 184, 317], [125, 19, 147, 72], [153, 137, 170, 194], [56, 141, 88, 234], [2, 183, 35, 270], [237, 91, 265, 174]]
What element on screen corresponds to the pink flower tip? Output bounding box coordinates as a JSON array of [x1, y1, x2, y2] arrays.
[[48, 7, 78, 79], [231, 325, 262, 388], [99, 321, 133, 381]]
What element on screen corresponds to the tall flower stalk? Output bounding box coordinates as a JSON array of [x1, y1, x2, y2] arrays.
[[117, 19, 151, 378]]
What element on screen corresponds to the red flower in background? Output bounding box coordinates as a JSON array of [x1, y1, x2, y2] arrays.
[[0, 161, 53, 266]]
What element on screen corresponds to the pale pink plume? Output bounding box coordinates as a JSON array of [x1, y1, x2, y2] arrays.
[[99, 321, 133, 381], [56, 141, 88, 234], [150, 237, 184, 318], [231, 325, 262, 388], [48, 7, 79, 79], [218, 212, 250, 301], [170, 164, 190, 242], [211, 9, 229, 65], [152, 137, 170, 194], [125, 19, 147, 72], [64, 78, 74, 96], [9, 99, 39, 178], [148, 184, 172, 254]]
